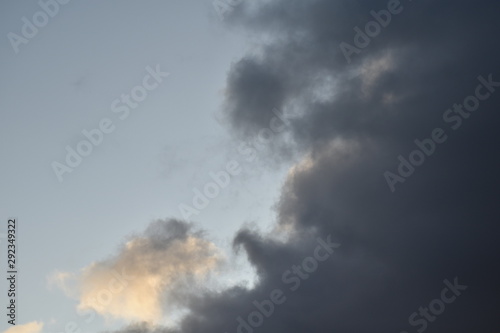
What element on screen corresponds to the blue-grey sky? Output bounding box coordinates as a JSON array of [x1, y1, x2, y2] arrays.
[[1, 1, 289, 332]]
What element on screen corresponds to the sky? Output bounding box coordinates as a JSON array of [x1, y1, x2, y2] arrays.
[[0, 0, 499, 333]]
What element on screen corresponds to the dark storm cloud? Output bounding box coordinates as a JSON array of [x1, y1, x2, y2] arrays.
[[223, 0, 500, 150], [111, 0, 500, 332]]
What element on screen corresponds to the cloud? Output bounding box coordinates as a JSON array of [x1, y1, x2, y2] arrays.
[[108, 0, 500, 332], [2, 322, 43, 333], [53, 220, 223, 324]]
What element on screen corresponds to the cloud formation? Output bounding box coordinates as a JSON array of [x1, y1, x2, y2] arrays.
[[107, 0, 500, 332], [2, 322, 43, 333], [53, 220, 222, 324]]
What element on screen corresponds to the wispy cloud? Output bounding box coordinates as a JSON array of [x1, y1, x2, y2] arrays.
[[50, 220, 223, 324], [2, 321, 44, 333]]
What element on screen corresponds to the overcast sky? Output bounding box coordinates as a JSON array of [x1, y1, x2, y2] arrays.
[[1, 1, 499, 333]]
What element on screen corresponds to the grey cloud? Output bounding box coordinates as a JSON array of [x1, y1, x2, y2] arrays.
[[110, 0, 500, 332]]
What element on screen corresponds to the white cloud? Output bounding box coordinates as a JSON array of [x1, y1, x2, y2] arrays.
[[51, 220, 223, 324], [2, 321, 44, 333]]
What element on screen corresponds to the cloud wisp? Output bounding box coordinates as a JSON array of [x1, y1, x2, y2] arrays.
[[51, 220, 223, 324]]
